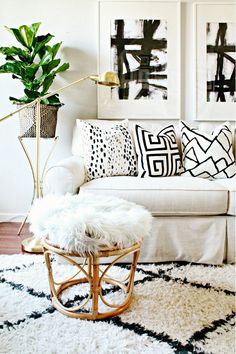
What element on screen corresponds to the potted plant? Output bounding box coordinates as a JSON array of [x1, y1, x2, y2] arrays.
[[0, 22, 69, 137]]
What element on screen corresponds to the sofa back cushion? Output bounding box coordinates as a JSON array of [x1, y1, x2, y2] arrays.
[[77, 119, 137, 181], [72, 119, 131, 157], [134, 124, 182, 177], [181, 121, 236, 179]]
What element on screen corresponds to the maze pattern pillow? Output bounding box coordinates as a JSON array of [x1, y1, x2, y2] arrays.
[[79, 120, 137, 181], [181, 121, 236, 179], [134, 124, 182, 177]]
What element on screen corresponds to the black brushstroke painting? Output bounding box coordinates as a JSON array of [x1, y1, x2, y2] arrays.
[[207, 22, 236, 102], [111, 19, 167, 100]]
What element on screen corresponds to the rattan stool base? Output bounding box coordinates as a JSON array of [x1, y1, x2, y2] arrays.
[[42, 239, 141, 320]]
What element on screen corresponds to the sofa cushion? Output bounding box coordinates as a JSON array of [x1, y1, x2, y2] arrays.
[[213, 177, 236, 216], [72, 119, 134, 157], [134, 124, 182, 177], [80, 176, 228, 216], [78, 119, 137, 181], [181, 121, 236, 179]]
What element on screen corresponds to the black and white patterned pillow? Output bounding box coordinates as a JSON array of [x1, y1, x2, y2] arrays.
[[134, 124, 182, 177], [181, 121, 236, 179], [79, 120, 137, 181]]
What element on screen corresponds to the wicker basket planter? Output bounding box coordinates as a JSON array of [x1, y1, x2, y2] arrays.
[[18, 104, 59, 138]]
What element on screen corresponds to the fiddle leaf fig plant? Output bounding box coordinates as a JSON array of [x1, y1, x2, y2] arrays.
[[0, 22, 69, 106]]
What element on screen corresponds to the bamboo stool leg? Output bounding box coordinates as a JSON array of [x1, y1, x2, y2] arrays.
[[88, 255, 92, 277], [91, 255, 100, 319], [127, 249, 140, 294], [41, 239, 141, 320]]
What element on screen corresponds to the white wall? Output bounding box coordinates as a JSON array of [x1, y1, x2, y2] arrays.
[[0, 0, 234, 219]]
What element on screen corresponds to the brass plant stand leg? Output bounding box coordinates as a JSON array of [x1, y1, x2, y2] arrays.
[[42, 239, 141, 320], [17, 106, 58, 253], [17, 136, 58, 233]]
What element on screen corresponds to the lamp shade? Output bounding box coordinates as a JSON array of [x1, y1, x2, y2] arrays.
[[90, 71, 120, 87]]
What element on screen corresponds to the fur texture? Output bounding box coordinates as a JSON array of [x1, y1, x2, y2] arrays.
[[0, 255, 235, 354], [29, 193, 152, 253]]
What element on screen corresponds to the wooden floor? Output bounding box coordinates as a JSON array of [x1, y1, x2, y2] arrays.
[[0, 222, 38, 255]]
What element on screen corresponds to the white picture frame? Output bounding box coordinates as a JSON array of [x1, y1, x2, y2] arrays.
[[194, 2, 236, 121], [98, 0, 181, 119]]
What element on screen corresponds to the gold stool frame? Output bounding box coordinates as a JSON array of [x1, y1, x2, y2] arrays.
[[42, 239, 141, 320]]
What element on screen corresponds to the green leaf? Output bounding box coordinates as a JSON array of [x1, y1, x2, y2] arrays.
[[38, 51, 53, 66], [5, 27, 29, 48], [12, 74, 21, 79], [37, 46, 46, 60], [0, 46, 31, 62], [42, 58, 61, 74], [18, 23, 41, 49], [30, 23, 41, 36], [24, 63, 39, 79], [24, 89, 40, 99], [21, 79, 34, 90], [51, 42, 61, 59], [18, 25, 34, 48], [5, 55, 15, 61], [31, 73, 48, 90], [33, 34, 54, 56], [9, 96, 19, 102], [52, 62, 69, 74], [9, 95, 32, 104], [5, 24, 39, 49], [41, 94, 62, 106], [0, 62, 24, 76], [42, 73, 55, 93]]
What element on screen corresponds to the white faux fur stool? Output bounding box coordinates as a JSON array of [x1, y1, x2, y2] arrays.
[[29, 193, 152, 320]]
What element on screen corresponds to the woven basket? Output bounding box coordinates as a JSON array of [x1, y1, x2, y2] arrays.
[[18, 104, 59, 138]]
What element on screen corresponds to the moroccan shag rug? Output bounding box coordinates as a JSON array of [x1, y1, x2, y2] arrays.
[[0, 255, 235, 354]]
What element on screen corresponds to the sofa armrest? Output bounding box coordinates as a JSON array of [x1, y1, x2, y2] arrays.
[[44, 156, 85, 195]]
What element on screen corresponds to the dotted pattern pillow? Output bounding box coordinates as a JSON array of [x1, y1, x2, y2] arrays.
[[134, 124, 182, 177], [181, 121, 236, 179], [79, 120, 137, 181]]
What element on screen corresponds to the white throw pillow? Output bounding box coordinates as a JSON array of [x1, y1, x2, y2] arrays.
[[181, 121, 236, 179], [134, 124, 182, 177], [79, 120, 137, 181]]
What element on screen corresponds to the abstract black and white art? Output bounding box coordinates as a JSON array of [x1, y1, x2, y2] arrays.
[[206, 22, 236, 102], [99, 1, 180, 119], [111, 19, 167, 100]]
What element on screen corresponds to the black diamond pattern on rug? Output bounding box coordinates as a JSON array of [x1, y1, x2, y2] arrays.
[[0, 255, 235, 354]]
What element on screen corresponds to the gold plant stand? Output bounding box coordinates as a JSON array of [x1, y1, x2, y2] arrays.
[[18, 133, 58, 252], [42, 239, 141, 320]]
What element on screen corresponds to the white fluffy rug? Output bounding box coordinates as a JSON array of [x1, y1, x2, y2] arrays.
[[29, 193, 152, 254], [0, 255, 235, 354]]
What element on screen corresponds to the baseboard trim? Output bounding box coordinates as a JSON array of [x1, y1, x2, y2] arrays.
[[0, 213, 27, 223]]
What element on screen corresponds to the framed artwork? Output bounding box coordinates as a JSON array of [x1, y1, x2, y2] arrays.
[[98, 1, 180, 119], [194, 2, 236, 121]]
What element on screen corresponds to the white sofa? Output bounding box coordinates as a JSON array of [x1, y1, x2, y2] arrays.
[[45, 120, 236, 265]]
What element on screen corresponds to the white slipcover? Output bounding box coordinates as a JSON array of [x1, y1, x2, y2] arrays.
[[80, 176, 228, 216]]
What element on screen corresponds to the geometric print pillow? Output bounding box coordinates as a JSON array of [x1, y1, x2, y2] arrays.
[[134, 124, 182, 177], [79, 119, 137, 181], [181, 121, 236, 179]]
